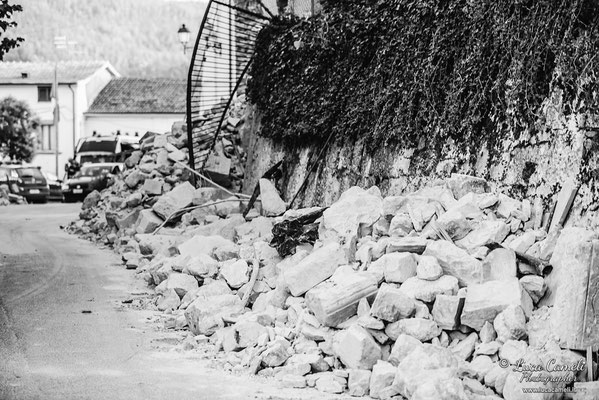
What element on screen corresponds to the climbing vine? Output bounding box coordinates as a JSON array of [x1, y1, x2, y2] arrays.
[[247, 0, 599, 162]]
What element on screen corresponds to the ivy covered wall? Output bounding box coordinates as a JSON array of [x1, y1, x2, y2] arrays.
[[243, 0, 599, 227]]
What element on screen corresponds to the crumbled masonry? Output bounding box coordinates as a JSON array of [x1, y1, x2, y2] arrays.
[[68, 123, 598, 400]]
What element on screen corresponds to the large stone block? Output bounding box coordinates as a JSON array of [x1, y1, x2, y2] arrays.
[[423, 240, 484, 286], [320, 186, 383, 242], [135, 209, 163, 234], [398, 275, 459, 303], [184, 293, 244, 335], [283, 242, 348, 297], [177, 235, 235, 258], [259, 178, 286, 217], [460, 277, 533, 331], [305, 270, 378, 327], [152, 181, 195, 219], [370, 283, 415, 322], [432, 294, 465, 330], [332, 325, 382, 370]]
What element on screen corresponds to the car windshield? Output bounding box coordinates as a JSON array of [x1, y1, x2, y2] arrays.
[[78, 139, 117, 153], [74, 165, 113, 178], [16, 167, 44, 179]]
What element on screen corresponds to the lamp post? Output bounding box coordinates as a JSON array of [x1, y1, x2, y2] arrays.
[[177, 24, 193, 54]]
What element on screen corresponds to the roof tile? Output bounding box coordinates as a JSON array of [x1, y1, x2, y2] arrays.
[[87, 78, 186, 114]]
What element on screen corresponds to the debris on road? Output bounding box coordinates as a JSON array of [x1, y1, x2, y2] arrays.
[[67, 123, 597, 399]]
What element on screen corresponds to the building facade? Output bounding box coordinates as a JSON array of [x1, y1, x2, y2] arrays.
[[84, 78, 185, 139], [0, 61, 119, 177]]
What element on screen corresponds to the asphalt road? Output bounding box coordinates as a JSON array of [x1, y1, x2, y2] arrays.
[[0, 203, 333, 400]]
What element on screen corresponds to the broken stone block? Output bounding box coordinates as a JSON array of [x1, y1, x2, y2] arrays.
[[398, 275, 459, 303], [496, 193, 520, 219], [388, 213, 413, 237], [347, 369, 371, 397], [262, 339, 291, 367], [283, 242, 348, 297], [320, 186, 383, 242], [392, 344, 461, 399], [142, 178, 162, 196], [494, 305, 527, 343], [332, 325, 382, 370], [432, 294, 465, 330], [435, 209, 473, 241], [456, 220, 510, 249], [183, 254, 219, 279], [369, 360, 396, 399], [233, 321, 268, 349], [315, 374, 346, 394], [278, 374, 307, 389], [507, 231, 536, 253], [423, 240, 484, 286], [388, 334, 422, 366], [542, 228, 596, 304], [380, 252, 417, 283], [135, 209, 163, 234], [451, 331, 478, 360], [386, 236, 428, 254], [116, 209, 140, 230], [416, 255, 443, 281], [178, 235, 235, 258], [184, 294, 244, 335], [125, 170, 147, 188], [370, 283, 416, 322], [152, 181, 195, 219], [158, 272, 198, 298], [305, 270, 378, 327], [519, 275, 546, 304], [385, 318, 441, 342], [156, 288, 180, 311], [460, 278, 532, 331], [220, 259, 249, 289], [482, 248, 517, 281], [479, 321, 497, 343], [259, 178, 286, 217]]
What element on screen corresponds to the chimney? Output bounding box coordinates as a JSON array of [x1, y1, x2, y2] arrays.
[[21, 72, 28, 79]]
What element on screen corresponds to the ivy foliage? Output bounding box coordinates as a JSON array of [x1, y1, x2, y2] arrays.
[[247, 0, 599, 157]]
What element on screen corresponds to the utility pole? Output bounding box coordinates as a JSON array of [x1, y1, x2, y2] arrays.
[[53, 61, 60, 176], [53, 36, 66, 176]]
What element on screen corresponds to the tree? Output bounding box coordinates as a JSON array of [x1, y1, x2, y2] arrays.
[[0, 0, 23, 60], [0, 97, 37, 162]]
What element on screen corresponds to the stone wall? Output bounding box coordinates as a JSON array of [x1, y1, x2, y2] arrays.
[[242, 88, 599, 230]]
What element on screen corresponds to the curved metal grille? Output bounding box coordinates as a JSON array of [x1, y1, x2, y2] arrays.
[[186, 0, 270, 172]]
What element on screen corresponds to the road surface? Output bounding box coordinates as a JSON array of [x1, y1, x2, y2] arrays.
[[0, 203, 332, 400]]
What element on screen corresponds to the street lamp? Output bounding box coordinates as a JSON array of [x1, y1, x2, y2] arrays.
[[177, 24, 193, 54]]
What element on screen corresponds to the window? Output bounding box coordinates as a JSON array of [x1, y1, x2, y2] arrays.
[[37, 125, 54, 151], [38, 86, 52, 102]]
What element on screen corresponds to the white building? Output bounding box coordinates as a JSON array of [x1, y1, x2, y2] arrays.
[[84, 78, 185, 139], [0, 61, 119, 176]]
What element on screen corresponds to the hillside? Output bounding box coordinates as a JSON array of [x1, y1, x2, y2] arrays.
[[4, 0, 207, 79]]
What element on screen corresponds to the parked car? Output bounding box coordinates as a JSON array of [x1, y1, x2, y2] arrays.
[[62, 162, 122, 202], [41, 171, 65, 202], [0, 165, 50, 203], [73, 135, 140, 166]]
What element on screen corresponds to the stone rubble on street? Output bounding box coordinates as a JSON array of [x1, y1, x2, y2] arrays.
[[67, 124, 596, 400]]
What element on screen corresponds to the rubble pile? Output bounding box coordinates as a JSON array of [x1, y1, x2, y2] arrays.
[[70, 150, 598, 399]]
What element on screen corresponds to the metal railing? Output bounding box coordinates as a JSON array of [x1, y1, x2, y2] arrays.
[[186, 0, 270, 172]]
